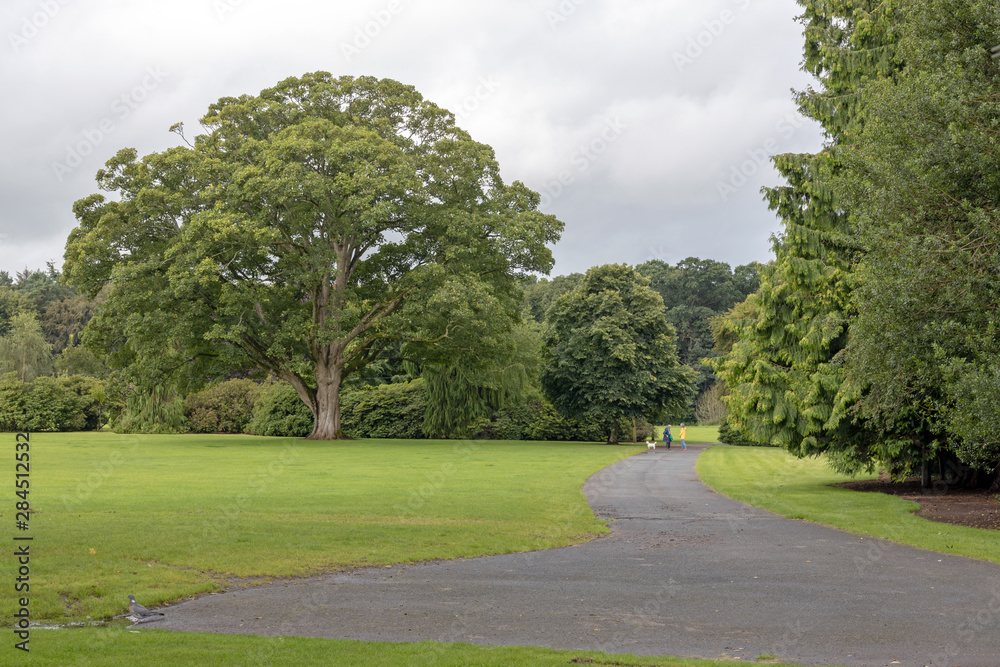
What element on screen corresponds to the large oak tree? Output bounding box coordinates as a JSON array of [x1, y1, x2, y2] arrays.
[[64, 73, 562, 439]]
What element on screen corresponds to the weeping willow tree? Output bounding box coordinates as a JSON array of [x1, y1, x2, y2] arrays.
[[422, 363, 529, 438], [0, 312, 53, 382], [421, 321, 540, 438]]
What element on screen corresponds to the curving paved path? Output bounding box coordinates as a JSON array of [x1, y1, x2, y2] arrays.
[[161, 444, 1000, 666]]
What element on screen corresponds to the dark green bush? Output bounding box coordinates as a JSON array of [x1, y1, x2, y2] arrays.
[[469, 395, 612, 442], [0, 372, 104, 432], [184, 379, 263, 434], [342, 379, 426, 439], [54, 375, 106, 430], [0, 372, 28, 431], [247, 381, 314, 437]]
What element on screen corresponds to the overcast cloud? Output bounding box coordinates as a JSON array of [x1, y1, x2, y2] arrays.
[[0, 0, 824, 277]]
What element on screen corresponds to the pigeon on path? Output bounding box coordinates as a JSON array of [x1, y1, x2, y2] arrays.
[[127, 594, 165, 623]]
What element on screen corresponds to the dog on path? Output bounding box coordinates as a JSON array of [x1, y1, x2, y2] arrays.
[[646, 440, 657, 451]]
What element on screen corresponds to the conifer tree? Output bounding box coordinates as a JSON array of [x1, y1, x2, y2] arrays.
[[838, 0, 1000, 487], [710, 1, 902, 473]]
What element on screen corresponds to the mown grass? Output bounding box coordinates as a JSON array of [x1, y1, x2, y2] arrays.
[[21, 628, 791, 667], [2, 433, 648, 624], [697, 445, 1000, 565]]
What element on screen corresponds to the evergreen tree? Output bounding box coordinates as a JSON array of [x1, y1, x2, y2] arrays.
[[710, 1, 901, 471], [838, 0, 1000, 486]]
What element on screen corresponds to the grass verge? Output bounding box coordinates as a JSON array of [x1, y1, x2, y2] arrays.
[[696, 445, 1000, 565], [22, 628, 782, 666], [3, 433, 646, 623]]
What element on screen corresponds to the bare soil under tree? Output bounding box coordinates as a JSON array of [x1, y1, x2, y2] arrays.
[[836, 478, 1000, 531]]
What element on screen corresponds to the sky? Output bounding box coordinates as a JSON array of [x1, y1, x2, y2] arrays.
[[0, 0, 825, 279]]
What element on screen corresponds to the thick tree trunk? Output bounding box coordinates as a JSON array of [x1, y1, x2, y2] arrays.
[[308, 358, 349, 440], [607, 422, 619, 444]]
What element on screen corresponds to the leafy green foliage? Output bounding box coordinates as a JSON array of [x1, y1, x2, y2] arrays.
[[0, 372, 105, 432], [638, 257, 758, 313], [54, 339, 107, 377], [115, 384, 188, 434], [184, 379, 265, 434], [710, 0, 902, 472], [0, 286, 29, 338], [635, 258, 760, 413], [521, 273, 584, 323], [420, 321, 541, 438], [0, 265, 98, 354], [341, 379, 427, 439], [247, 382, 315, 437], [717, 421, 771, 447], [693, 382, 726, 426], [836, 0, 1000, 483], [63, 73, 562, 440], [541, 264, 696, 442], [0, 311, 53, 381]]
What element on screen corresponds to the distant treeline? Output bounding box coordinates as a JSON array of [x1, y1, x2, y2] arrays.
[[0, 257, 754, 439]]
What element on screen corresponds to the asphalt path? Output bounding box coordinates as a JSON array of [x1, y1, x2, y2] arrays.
[[160, 444, 1000, 666]]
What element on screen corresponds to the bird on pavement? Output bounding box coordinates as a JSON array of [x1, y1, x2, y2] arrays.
[[127, 594, 165, 623]]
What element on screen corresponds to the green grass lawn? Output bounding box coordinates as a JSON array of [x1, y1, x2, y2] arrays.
[[3, 433, 651, 624], [24, 629, 782, 667], [697, 445, 1000, 565]]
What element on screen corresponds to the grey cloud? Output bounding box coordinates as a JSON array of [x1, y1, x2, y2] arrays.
[[0, 0, 823, 277]]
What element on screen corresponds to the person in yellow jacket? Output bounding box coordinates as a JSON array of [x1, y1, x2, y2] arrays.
[[679, 424, 687, 450]]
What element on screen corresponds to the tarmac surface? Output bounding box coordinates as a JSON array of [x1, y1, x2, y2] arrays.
[[160, 444, 1000, 666]]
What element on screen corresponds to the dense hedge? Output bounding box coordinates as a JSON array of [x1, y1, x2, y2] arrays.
[[470, 394, 629, 442], [247, 381, 314, 438], [185, 379, 264, 434], [0, 372, 106, 432], [0, 371, 669, 442], [341, 379, 426, 439]]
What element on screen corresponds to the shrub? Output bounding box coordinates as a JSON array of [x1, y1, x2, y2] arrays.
[[247, 381, 314, 437], [0, 372, 107, 432], [341, 379, 426, 439], [184, 379, 263, 434], [54, 375, 106, 430], [0, 372, 28, 431], [114, 384, 187, 434]]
